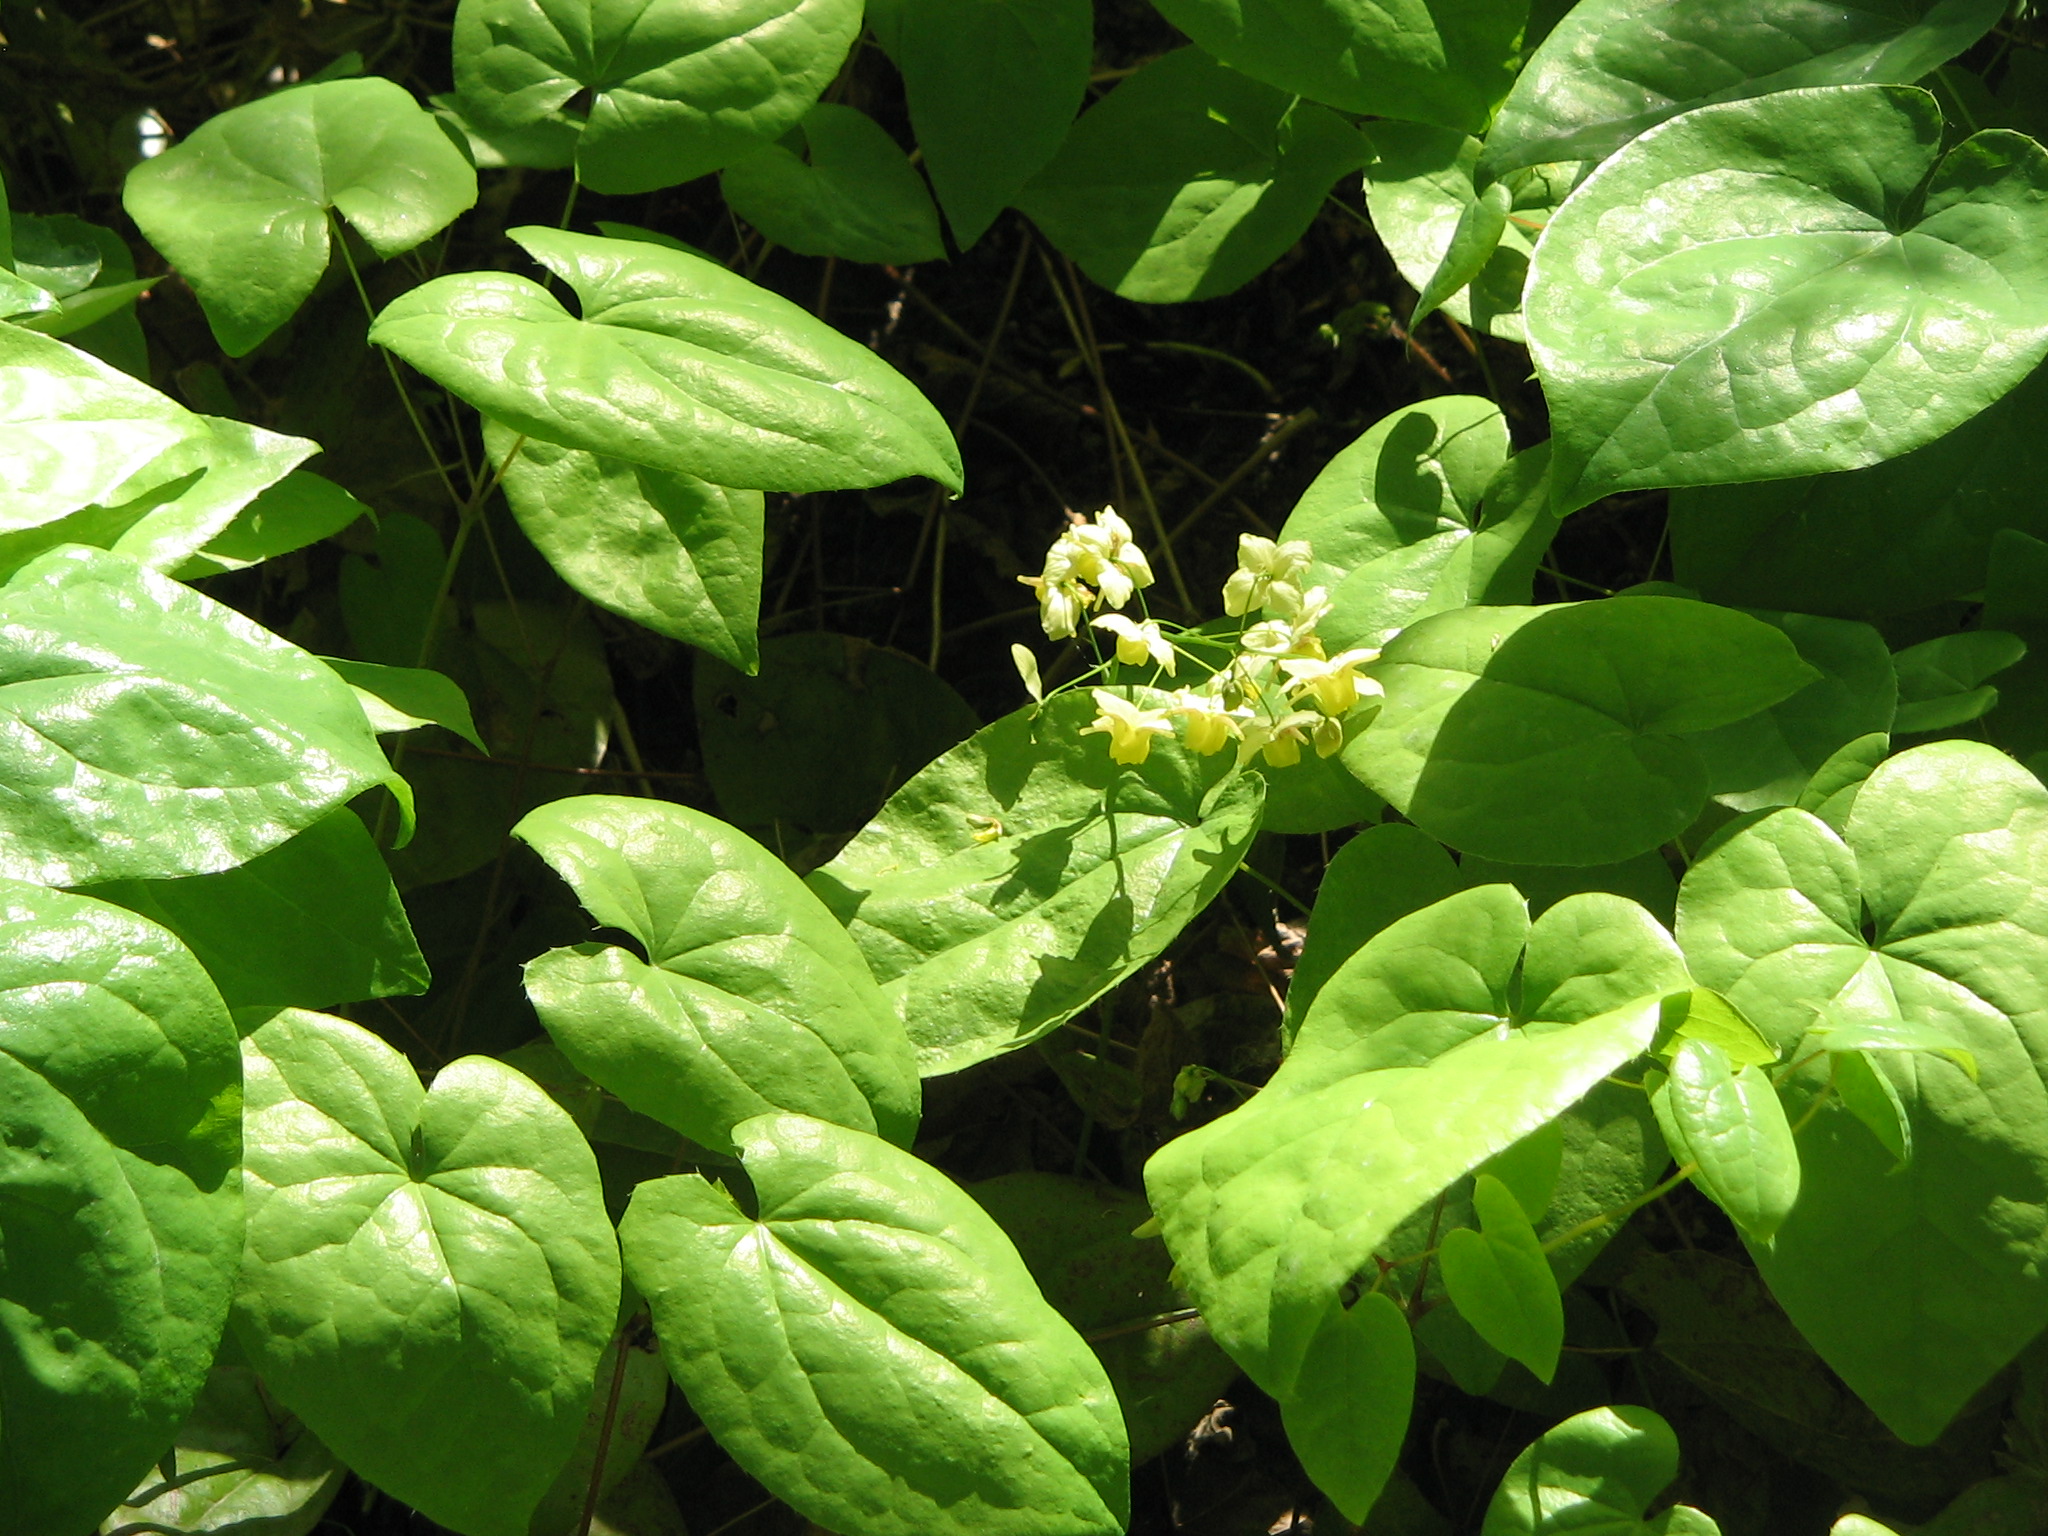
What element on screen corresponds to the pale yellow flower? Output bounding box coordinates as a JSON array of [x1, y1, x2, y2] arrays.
[[1092, 614, 1176, 672], [1241, 588, 1332, 658], [1222, 534, 1314, 617], [1019, 570, 1089, 639], [1063, 507, 1154, 610], [1281, 648, 1382, 715], [1313, 713, 1346, 758], [1238, 709, 1324, 768], [1081, 688, 1174, 765], [1167, 689, 1244, 756]]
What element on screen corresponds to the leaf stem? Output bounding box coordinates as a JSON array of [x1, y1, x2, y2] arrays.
[[574, 1321, 638, 1536], [329, 211, 465, 512]]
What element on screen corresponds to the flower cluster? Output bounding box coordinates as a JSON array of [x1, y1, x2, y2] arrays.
[[1017, 507, 1154, 640], [1019, 515, 1385, 769]]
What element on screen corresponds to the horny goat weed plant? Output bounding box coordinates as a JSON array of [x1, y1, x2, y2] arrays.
[[5, 0, 2048, 1533]]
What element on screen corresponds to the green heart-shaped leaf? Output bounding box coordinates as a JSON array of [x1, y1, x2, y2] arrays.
[[517, 796, 921, 1152], [620, 1113, 1129, 1536], [0, 881, 242, 1536], [371, 227, 961, 493], [1343, 597, 1818, 865], [1688, 610, 1897, 812], [87, 809, 428, 1013], [1483, 0, 2003, 177], [0, 546, 405, 885], [1482, 1405, 1720, 1536], [1670, 360, 2048, 620], [1676, 740, 2048, 1441], [1147, 0, 1523, 130], [452, 0, 862, 194], [1146, 959, 1663, 1396], [1440, 1172, 1565, 1382], [123, 77, 477, 356], [1527, 86, 2048, 512], [235, 1008, 620, 1536], [1280, 1291, 1415, 1522], [1016, 48, 1368, 304], [487, 419, 764, 671], [721, 104, 944, 265], [807, 690, 1265, 1076], [867, 0, 1091, 248], [1277, 399, 1562, 653], [1282, 821, 1464, 1038]]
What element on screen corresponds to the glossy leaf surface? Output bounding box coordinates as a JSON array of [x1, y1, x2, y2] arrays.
[[1440, 1172, 1565, 1382], [870, 0, 1091, 247], [1343, 598, 1817, 865], [236, 1009, 620, 1536], [721, 105, 944, 265], [0, 323, 219, 533], [123, 78, 477, 355], [0, 546, 402, 885], [808, 690, 1264, 1076], [1280, 1292, 1415, 1523], [1652, 1040, 1799, 1243], [0, 881, 242, 1536], [1676, 741, 2048, 1441], [620, 1113, 1129, 1536], [97, 1362, 344, 1536], [1148, 0, 1524, 129], [88, 809, 428, 1013], [1482, 1405, 1720, 1536], [1670, 359, 2048, 621], [1484, 0, 2003, 176], [1526, 86, 2048, 513], [517, 796, 921, 1151], [968, 1172, 1237, 1467], [452, 0, 863, 194], [372, 228, 962, 493], [1016, 48, 1367, 304], [1411, 179, 1511, 330], [488, 418, 764, 671], [1145, 992, 1661, 1396], [324, 656, 487, 751], [1277, 400, 1558, 652], [180, 470, 371, 578]]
